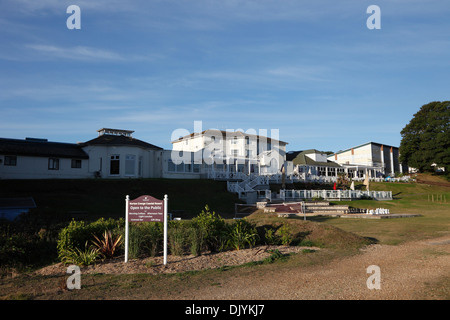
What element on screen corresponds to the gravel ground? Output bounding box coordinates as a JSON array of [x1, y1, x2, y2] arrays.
[[33, 245, 312, 276]]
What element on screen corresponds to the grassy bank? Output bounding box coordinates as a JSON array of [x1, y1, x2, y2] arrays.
[[321, 174, 450, 245]]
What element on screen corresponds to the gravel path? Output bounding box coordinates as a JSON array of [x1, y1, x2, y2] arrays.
[[169, 235, 450, 300]]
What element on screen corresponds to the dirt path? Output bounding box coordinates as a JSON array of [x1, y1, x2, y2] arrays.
[[167, 235, 450, 300]]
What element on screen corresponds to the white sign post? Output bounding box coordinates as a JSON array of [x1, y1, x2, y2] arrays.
[[125, 195, 129, 263], [163, 194, 168, 265], [125, 194, 168, 265]]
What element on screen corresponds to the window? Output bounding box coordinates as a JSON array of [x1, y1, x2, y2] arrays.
[[232, 136, 238, 144], [125, 154, 136, 176], [4, 155, 17, 166], [48, 158, 59, 170], [168, 159, 176, 172], [110, 155, 120, 175], [232, 149, 239, 157], [318, 166, 326, 176], [71, 159, 82, 169]]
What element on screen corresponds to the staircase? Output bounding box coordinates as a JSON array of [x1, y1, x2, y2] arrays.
[[227, 174, 269, 200]]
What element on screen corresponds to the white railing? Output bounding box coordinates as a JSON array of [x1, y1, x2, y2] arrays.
[[257, 189, 392, 202], [278, 189, 392, 201]]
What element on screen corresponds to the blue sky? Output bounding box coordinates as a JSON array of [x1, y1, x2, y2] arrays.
[[1, 0, 449, 152]]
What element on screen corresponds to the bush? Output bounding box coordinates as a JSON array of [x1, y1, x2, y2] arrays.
[[61, 241, 101, 266], [57, 218, 123, 262], [191, 205, 228, 252], [279, 223, 293, 246], [187, 225, 205, 256], [0, 232, 56, 270], [168, 221, 187, 256], [128, 222, 163, 259], [226, 219, 258, 251], [92, 230, 123, 259]]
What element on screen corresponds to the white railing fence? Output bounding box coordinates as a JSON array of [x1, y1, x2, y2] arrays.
[[250, 189, 392, 202]]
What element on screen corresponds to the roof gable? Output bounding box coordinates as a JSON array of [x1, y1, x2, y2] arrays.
[[81, 134, 163, 150]]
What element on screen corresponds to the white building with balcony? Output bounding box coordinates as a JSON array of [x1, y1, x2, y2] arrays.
[[165, 129, 288, 179]]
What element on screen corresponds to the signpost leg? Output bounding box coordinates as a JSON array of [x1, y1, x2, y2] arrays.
[[125, 195, 129, 263], [163, 194, 168, 265]]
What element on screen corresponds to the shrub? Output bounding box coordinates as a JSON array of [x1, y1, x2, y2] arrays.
[[92, 230, 123, 259], [57, 218, 123, 262], [61, 241, 101, 266], [140, 222, 163, 257], [188, 226, 205, 256], [226, 219, 258, 251], [191, 205, 227, 252], [262, 227, 281, 245], [279, 223, 293, 246], [128, 222, 163, 259], [168, 221, 187, 256]]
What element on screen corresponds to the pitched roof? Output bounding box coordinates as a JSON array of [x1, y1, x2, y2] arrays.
[[0, 138, 89, 159], [289, 150, 342, 167], [81, 134, 163, 150]]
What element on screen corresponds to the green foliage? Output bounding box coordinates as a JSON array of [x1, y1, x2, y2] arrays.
[[61, 241, 101, 266], [0, 232, 56, 270], [128, 222, 162, 259], [168, 221, 187, 256], [400, 101, 450, 172], [263, 249, 286, 263], [57, 218, 123, 262], [226, 219, 258, 251], [188, 225, 205, 256], [263, 227, 280, 245], [279, 223, 293, 246], [191, 205, 228, 252]]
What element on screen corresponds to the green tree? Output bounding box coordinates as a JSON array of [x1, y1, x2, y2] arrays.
[[399, 101, 450, 173]]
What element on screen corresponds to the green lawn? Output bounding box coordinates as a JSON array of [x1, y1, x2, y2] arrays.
[[320, 177, 450, 245]]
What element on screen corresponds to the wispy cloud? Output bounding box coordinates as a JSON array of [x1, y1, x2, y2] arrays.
[[26, 44, 125, 61]]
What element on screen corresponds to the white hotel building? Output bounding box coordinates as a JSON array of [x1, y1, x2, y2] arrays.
[[0, 128, 404, 182], [166, 129, 287, 179]]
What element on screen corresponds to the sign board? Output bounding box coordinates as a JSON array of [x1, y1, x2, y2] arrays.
[[128, 195, 164, 222], [125, 194, 168, 265]]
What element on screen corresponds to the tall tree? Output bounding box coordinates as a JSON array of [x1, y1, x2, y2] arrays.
[[399, 101, 450, 173]]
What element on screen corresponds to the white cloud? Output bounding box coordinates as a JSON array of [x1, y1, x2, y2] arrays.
[[26, 44, 125, 61]]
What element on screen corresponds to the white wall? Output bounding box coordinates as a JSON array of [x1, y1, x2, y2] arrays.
[[329, 144, 374, 166], [82, 145, 162, 179], [0, 155, 90, 179]]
